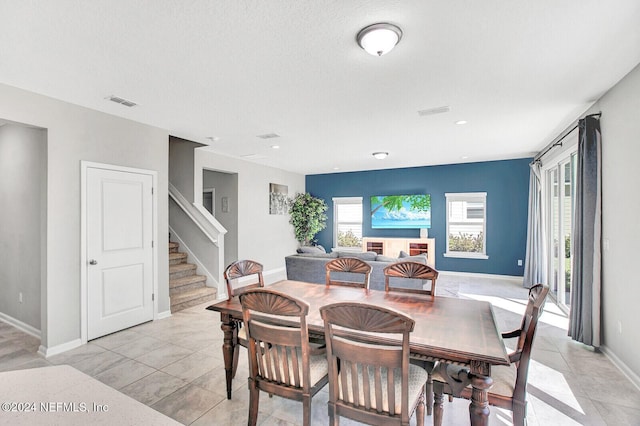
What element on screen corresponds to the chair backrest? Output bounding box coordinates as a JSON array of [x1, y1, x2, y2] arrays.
[[224, 259, 264, 301], [320, 302, 415, 424], [512, 284, 549, 404], [325, 257, 372, 289], [383, 261, 438, 298], [239, 288, 314, 392]]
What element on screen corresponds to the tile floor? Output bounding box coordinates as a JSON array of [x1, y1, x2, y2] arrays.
[[1, 275, 640, 425]]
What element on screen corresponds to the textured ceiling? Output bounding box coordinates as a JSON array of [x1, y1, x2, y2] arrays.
[[1, 1, 639, 174]]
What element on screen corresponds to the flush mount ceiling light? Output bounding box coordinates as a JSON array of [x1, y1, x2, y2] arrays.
[[372, 152, 389, 160], [356, 23, 403, 56]]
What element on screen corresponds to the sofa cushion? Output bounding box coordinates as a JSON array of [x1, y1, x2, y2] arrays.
[[297, 252, 338, 258], [336, 251, 378, 261], [375, 255, 398, 263]]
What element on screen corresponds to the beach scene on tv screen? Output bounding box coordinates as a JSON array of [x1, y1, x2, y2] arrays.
[[371, 194, 431, 229]]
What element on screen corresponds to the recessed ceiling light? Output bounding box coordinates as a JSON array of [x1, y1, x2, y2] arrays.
[[271, 145, 280, 149], [461, 156, 469, 160], [455, 120, 468, 125], [372, 152, 388, 160], [333, 166, 340, 170], [206, 136, 220, 142]]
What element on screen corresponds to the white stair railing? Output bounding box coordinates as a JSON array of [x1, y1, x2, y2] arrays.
[[169, 183, 226, 296]]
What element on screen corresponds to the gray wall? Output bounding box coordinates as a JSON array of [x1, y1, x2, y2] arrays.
[[595, 63, 640, 381], [203, 169, 238, 268], [195, 150, 304, 275], [0, 123, 46, 331], [0, 83, 169, 351], [169, 136, 203, 204]]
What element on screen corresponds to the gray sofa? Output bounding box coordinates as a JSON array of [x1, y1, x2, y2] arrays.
[[285, 250, 429, 291]]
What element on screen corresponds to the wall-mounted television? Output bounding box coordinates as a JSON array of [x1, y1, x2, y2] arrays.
[[371, 194, 431, 229]]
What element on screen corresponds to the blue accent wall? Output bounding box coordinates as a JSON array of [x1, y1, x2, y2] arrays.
[[306, 158, 532, 276]]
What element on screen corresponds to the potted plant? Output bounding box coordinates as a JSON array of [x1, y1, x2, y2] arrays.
[[288, 193, 328, 246]]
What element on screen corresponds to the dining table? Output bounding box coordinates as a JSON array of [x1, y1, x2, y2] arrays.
[[207, 279, 510, 426]]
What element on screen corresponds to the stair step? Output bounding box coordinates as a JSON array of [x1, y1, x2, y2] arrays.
[[170, 286, 217, 312], [169, 263, 197, 280], [169, 252, 188, 265], [169, 241, 179, 253], [170, 274, 207, 295]]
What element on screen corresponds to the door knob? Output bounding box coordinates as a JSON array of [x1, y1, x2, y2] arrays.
[[89, 259, 98, 265]]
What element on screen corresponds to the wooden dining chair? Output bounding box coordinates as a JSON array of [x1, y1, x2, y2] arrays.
[[224, 259, 265, 379], [383, 261, 439, 415], [320, 302, 427, 426], [239, 288, 329, 426], [431, 283, 550, 426], [325, 257, 372, 289], [225, 259, 264, 300], [384, 261, 439, 298]]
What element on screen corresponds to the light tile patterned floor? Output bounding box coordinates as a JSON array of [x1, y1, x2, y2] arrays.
[[1, 275, 640, 425]]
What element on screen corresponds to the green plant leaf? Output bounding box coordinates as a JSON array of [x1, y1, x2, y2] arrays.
[[288, 193, 328, 245]]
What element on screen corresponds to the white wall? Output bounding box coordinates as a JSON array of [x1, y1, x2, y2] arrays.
[[0, 83, 169, 352], [0, 123, 46, 332], [195, 150, 304, 276], [594, 63, 640, 382]]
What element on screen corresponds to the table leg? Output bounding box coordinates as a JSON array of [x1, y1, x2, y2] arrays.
[[220, 313, 237, 400], [468, 373, 492, 426]]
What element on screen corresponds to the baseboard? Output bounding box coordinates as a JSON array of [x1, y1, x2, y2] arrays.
[[438, 270, 524, 284], [601, 345, 640, 392], [156, 310, 172, 320], [38, 338, 83, 358], [264, 266, 287, 284], [0, 311, 41, 339]]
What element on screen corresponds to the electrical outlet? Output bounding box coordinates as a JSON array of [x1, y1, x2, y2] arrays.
[[19, 292, 23, 303], [517, 259, 523, 266]]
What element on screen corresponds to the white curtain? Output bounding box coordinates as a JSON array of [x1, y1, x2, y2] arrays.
[[523, 161, 546, 288]]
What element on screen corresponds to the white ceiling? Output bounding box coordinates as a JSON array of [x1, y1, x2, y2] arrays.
[[1, 1, 639, 175]]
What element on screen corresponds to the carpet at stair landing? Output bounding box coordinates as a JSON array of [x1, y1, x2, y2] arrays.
[[168, 241, 216, 312]]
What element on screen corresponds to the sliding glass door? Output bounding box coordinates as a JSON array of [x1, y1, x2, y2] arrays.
[[547, 153, 576, 312]]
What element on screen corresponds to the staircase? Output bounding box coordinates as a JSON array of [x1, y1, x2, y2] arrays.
[[169, 241, 216, 312]]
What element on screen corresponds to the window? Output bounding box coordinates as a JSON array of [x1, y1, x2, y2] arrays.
[[444, 192, 488, 259], [333, 197, 363, 250], [546, 152, 576, 312]]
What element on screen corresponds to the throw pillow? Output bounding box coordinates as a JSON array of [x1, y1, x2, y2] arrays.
[[297, 245, 326, 254], [398, 251, 428, 264]]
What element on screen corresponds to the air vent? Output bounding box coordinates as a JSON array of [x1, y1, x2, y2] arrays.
[[257, 133, 280, 139], [241, 154, 267, 160], [418, 106, 451, 116], [106, 95, 138, 108]]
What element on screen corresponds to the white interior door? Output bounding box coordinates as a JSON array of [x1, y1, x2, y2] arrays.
[[86, 167, 154, 340]]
